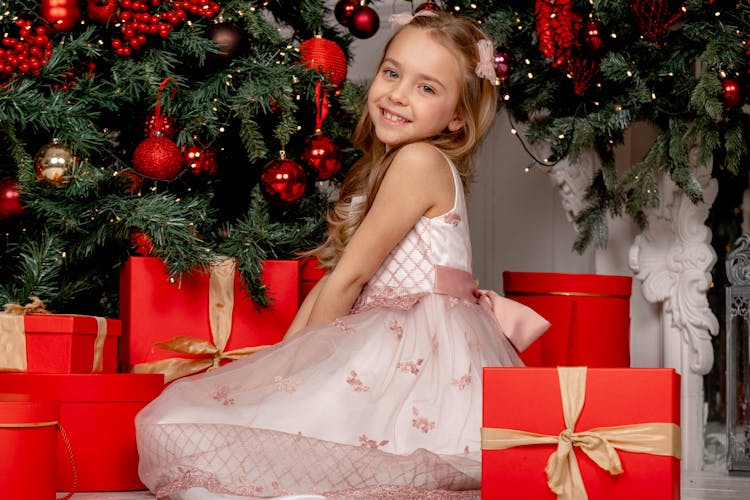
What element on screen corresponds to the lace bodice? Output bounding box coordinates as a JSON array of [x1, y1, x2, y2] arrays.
[[354, 156, 472, 311]]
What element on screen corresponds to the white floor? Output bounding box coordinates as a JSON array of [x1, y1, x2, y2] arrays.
[[60, 471, 750, 499]]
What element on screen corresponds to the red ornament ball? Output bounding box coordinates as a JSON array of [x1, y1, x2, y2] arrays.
[[0, 178, 23, 221], [415, 0, 442, 12], [86, 0, 118, 25], [260, 155, 307, 204], [132, 136, 184, 180], [299, 37, 348, 88], [183, 145, 218, 176], [40, 0, 81, 31], [722, 78, 744, 110], [348, 5, 379, 39], [584, 20, 603, 52], [334, 0, 359, 27], [493, 49, 512, 79], [301, 134, 342, 181]]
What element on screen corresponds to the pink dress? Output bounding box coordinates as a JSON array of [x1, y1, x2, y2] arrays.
[[135, 157, 542, 499]]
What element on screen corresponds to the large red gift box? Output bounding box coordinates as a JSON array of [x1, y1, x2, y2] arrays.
[[0, 313, 120, 373], [0, 393, 59, 500], [481, 367, 680, 500], [299, 256, 325, 304], [502, 272, 632, 367], [0, 373, 164, 492], [120, 256, 299, 379]]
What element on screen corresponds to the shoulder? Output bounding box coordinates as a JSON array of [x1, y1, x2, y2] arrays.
[[386, 142, 452, 181]]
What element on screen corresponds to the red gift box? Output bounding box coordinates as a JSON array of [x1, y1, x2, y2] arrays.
[[0, 311, 120, 374], [0, 393, 59, 500], [298, 256, 325, 304], [481, 367, 680, 500], [120, 256, 299, 381], [502, 272, 632, 367], [0, 373, 164, 492]]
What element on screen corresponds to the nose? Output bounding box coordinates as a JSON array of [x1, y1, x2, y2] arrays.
[[389, 83, 408, 105]]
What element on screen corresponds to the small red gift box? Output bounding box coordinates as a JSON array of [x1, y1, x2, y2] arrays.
[[120, 256, 299, 381], [481, 367, 680, 500], [502, 272, 632, 367], [0, 311, 120, 374], [0, 373, 164, 492], [0, 393, 59, 500]]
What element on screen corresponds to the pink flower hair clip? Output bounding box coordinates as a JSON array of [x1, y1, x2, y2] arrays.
[[475, 39, 498, 86]]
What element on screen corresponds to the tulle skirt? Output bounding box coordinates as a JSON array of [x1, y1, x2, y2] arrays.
[[135, 292, 522, 499]]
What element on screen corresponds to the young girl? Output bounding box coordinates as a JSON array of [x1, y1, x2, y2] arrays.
[[136, 11, 548, 500]]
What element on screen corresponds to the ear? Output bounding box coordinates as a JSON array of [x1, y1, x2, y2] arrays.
[[447, 112, 465, 132]]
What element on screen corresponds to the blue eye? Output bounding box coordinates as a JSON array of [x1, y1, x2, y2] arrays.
[[420, 85, 435, 95], [383, 69, 398, 79]]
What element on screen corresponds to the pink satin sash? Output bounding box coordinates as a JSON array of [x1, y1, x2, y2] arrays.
[[434, 265, 550, 352]]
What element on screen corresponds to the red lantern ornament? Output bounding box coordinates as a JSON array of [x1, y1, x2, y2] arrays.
[[631, 0, 686, 42], [183, 145, 218, 176], [722, 77, 744, 110], [132, 136, 184, 181], [40, 0, 81, 31], [299, 36, 348, 88], [334, 0, 359, 27], [86, 0, 118, 25], [348, 4, 380, 39], [0, 178, 23, 221], [415, 0, 442, 12], [534, 0, 582, 68], [130, 230, 154, 256], [260, 151, 307, 204]]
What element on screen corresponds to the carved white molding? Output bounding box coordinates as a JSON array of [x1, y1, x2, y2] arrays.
[[628, 157, 719, 375], [546, 151, 598, 223]]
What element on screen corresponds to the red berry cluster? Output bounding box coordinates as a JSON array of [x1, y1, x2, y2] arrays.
[[52, 61, 98, 91], [111, 0, 221, 56], [0, 19, 53, 80]]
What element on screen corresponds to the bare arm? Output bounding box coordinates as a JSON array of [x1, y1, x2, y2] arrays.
[[305, 143, 455, 328]]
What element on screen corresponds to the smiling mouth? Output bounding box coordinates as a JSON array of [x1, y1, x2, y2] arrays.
[[381, 108, 409, 124]]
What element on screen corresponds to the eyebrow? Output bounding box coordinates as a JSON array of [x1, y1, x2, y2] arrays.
[[381, 57, 447, 90]]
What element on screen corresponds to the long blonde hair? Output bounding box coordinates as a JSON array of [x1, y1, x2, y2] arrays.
[[311, 13, 498, 270]]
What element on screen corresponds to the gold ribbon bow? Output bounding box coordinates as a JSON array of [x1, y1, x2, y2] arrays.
[[481, 367, 681, 500], [133, 257, 270, 383], [0, 296, 50, 371]]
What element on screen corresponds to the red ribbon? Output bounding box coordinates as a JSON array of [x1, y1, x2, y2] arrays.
[[153, 76, 177, 132], [314, 80, 329, 132]]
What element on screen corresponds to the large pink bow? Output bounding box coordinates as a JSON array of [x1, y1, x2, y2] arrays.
[[475, 289, 550, 352]]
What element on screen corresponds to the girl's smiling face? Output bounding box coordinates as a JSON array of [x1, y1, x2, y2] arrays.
[[367, 27, 465, 149]]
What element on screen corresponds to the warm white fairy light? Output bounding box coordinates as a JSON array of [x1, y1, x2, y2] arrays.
[[511, 128, 517, 134], [527, 72, 533, 78], [524, 166, 530, 172], [219, 127, 225, 132], [503, 94, 510, 101], [651, 92, 656, 100], [626, 70, 632, 77], [558, 134, 565, 139]]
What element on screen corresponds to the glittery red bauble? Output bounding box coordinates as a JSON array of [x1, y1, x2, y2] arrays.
[[301, 134, 342, 181], [722, 78, 744, 109], [299, 37, 348, 88], [0, 178, 23, 221], [415, 0, 442, 12], [334, 0, 359, 27], [40, 0, 81, 31], [131, 230, 153, 256], [260, 157, 307, 204], [348, 5, 379, 39], [86, 0, 118, 25], [132, 136, 184, 180], [183, 145, 218, 176]]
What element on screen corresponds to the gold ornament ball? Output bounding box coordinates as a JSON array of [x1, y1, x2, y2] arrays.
[[34, 139, 74, 185]]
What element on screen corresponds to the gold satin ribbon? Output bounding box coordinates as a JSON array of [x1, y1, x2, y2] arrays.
[[133, 257, 271, 383], [481, 367, 681, 500], [0, 420, 59, 428], [0, 296, 109, 373]]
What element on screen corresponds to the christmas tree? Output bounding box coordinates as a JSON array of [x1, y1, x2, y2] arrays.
[[0, 0, 374, 316], [442, 0, 749, 252]]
